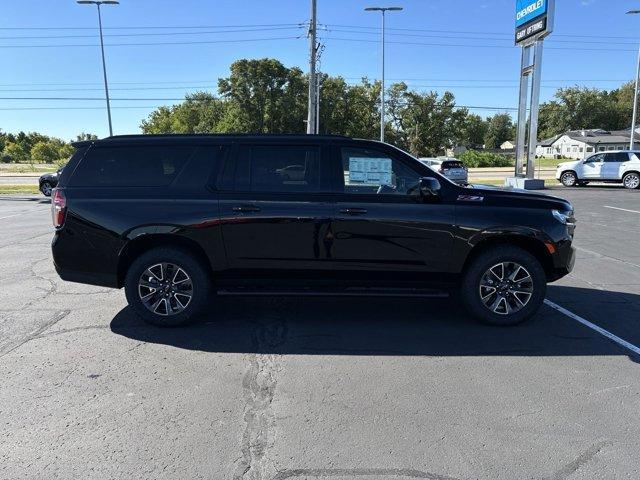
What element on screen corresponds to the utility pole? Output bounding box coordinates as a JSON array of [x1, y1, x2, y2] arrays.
[[307, 0, 318, 135]]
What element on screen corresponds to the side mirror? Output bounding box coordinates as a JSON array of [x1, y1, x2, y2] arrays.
[[419, 177, 441, 198]]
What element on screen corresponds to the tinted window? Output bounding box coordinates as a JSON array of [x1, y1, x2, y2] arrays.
[[242, 145, 320, 193], [70, 145, 195, 187], [605, 152, 629, 162], [340, 147, 422, 195]]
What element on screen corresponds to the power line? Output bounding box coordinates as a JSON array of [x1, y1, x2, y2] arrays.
[[324, 23, 640, 41], [323, 27, 640, 46], [0, 26, 305, 40], [0, 23, 303, 30], [319, 36, 638, 53], [0, 35, 303, 48]]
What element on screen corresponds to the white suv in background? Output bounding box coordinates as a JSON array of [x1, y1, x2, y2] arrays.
[[556, 151, 640, 189]]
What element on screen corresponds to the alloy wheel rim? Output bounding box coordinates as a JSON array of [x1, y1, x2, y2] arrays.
[[138, 262, 193, 316], [479, 262, 534, 315], [624, 173, 639, 189], [42, 183, 52, 195], [561, 172, 575, 186]]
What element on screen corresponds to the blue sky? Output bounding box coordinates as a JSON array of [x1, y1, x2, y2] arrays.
[[1, 0, 639, 140]]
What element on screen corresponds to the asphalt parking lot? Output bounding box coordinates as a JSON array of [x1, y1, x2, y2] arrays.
[[1, 186, 639, 480]]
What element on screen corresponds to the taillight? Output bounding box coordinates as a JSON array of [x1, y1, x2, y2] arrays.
[[52, 188, 67, 229]]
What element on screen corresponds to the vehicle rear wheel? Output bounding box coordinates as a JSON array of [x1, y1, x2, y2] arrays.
[[460, 246, 547, 326], [124, 247, 212, 327], [40, 181, 53, 196], [622, 172, 640, 189], [560, 171, 577, 187]]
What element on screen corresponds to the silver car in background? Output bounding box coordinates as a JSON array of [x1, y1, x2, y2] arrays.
[[419, 157, 468, 184]]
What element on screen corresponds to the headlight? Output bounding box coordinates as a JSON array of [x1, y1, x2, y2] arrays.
[[552, 209, 575, 225]]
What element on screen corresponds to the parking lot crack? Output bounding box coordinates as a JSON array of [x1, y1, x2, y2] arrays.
[[548, 441, 609, 480], [233, 317, 288, 480]]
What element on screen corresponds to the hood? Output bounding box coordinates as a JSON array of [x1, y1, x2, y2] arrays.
[[463, 184, 572, 211]]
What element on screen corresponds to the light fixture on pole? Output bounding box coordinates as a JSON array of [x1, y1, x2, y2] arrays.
[[365, 6, 403, 142], [77, 0, 119, 137], [627, 10, 640, 149]]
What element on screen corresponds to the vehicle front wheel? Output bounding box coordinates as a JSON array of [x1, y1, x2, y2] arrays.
[[560, 171, 577, 187], [622, 172, 640, 189], [40, 181, 53, 196], [124, 247, 212, 327], [460, 246, 547, 326]]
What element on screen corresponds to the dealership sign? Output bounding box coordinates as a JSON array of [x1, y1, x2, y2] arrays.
[[515, 0, 554, 45]]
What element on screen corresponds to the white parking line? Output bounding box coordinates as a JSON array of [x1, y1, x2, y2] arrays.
[[0, 213, 22, 221], [544, 299, 640, 356], [604, 205, 640, 214]]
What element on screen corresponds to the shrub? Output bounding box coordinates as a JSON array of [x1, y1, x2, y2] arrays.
[[459, 150, 515, 168]]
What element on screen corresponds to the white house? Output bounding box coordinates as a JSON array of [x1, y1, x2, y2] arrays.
[[536, 129, 640, 160]]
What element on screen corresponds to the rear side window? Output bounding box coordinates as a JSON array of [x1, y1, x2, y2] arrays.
[[236, 145, 321, 193], [70, 145, 195, 187]]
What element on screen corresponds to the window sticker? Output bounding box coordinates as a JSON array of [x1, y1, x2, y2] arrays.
[[348, 157, 392, 186]]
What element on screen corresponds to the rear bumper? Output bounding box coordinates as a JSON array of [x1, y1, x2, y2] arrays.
[[52, 232, 119, 288], [54, 263, 119, 288]]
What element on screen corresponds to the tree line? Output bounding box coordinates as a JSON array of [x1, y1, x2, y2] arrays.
[[2, 58, 636, 163], [140, 58, 516, 157], [0, 131, 97, 164]]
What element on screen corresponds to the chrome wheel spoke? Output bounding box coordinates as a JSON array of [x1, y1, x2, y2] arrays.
[[489, 263, 504, 281]]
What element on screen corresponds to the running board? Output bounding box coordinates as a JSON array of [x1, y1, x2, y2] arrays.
[[216, 287, 450, 298]]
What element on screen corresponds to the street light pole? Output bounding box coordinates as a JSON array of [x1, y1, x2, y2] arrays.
[[77, 1, 119, 137], [627, 10, 640, 149], [365, 6, 403, 143]]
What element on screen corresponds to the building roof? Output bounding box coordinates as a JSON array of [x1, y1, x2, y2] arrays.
[[564, 129, 640, 145]]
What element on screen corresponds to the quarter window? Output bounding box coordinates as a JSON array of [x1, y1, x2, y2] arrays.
[[70, 145, 195, 187]]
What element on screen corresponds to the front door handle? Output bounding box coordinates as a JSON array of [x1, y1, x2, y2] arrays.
[[232, 204, 261, 213], [339, 208, 368, 215]]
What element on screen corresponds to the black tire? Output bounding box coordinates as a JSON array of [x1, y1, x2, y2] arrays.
[[622, 172, 640, 189], [124, 247, 212, 327], [460, 246, 547, 326], [40, 181, 53, 197], [560, 171, 577, 187]]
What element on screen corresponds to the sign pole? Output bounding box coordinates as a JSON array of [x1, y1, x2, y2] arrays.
[[507, 0, 554, 189]]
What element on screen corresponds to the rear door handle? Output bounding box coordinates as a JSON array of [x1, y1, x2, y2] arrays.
[[339, 208, 368, 215], [232, 204, 261, 213]]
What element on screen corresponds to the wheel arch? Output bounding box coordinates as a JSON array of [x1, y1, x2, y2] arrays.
[[462, 234, 555, 281], [117, 234, 214, 288]]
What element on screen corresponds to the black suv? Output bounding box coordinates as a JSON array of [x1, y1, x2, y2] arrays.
[[51, 135, 576, 327]]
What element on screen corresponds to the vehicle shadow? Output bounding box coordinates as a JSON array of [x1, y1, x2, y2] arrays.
[[110, 285, 640, 362]]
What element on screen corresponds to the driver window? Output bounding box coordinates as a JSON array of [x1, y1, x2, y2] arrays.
[[340, 147, 421, 195], [585, 154, 603, 163]]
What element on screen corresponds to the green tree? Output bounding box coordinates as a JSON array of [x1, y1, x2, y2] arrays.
[[538, 86, 629, 138], [387, 83, 467, 156], [76, 132, 98, 142], [460, 114, 488, 148], [141, 92, 228, 134], [3, 142, 29, 163], [217, 58, 307, 133], [484, 113, 515, 149], [31, 141, 60, 164]]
